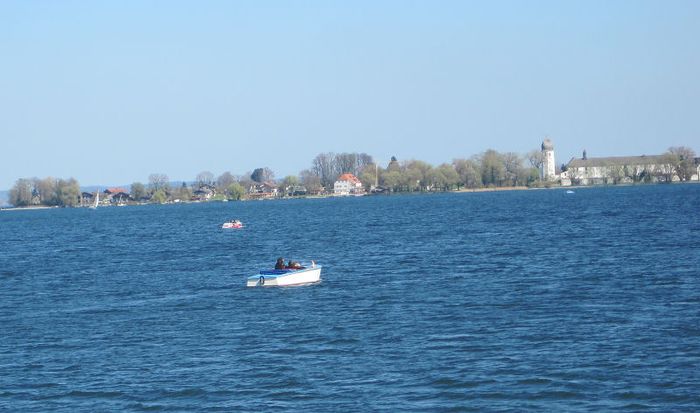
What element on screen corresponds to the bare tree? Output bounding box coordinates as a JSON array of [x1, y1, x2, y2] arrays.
[[526, 149, 544, 170], [148, 173, 169, 193], [605, 164, 625, 184], [652, 154, 677, 182], [503, 152, 524, 186], [312, 153, 336, 188], [195, 171, 214, 187], [334, 153, 357, 176], [667, 146, 697, 181], [300, 169, 322, 194], [216, 172, 236, 190]]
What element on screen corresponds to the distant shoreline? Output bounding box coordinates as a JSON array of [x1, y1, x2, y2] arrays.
[[455, 186, 529, 193], [2, 182, 698, 211]]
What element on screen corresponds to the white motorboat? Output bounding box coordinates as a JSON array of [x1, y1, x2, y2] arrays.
[[247, 263, 322, 287]]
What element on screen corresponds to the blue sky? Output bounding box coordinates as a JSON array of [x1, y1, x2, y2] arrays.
[[1, 0, 698, 189]]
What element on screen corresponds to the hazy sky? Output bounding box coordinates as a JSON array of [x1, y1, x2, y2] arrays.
[[1, 0, 698, 189]]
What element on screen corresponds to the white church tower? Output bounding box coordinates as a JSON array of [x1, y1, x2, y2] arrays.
[[540, 138, 556, 181]]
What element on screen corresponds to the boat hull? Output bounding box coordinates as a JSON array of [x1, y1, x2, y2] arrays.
[[222, 222, 243, 229], [247, 266, 322, 287]]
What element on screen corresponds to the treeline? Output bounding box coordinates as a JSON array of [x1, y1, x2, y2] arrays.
[[8, 177, 81, 207], [130, 171, 251, 203], [293, 149, 544, 193], [375, 149, 540, 191], [7, 148, 542, 207], [292, 149, 545, 193], [7, 146, 696, 207]]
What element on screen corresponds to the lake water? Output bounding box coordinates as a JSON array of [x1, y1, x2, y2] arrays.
[[1, 184, 699, 412]]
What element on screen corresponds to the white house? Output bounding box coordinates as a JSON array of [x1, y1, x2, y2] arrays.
[[333, 173, 364, 195]]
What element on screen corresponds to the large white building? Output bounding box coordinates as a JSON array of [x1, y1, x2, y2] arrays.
[[333, 173, 364, 195], [537, 139, 699, 185], [560, 151, 700, 185]]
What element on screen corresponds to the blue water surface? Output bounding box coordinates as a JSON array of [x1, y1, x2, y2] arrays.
[[1, 184, 699, 412]]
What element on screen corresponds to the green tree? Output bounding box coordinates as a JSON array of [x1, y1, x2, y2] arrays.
[[226, 182, 245, 200], [405, 160, 432, 190], [173, 182, 192, 201], [55, 178, 80, 207], [151, 189, 167, 204], [8, 178, 34, 207], [399, 167, 422, 192], [386, 156, 400, 173], [427, 163, 459, 191], [130, 182, 147, 201], [526, 167, 540, 186], [382, 170, 401, 191], [453, 158, 481, 188], [480, 149, 505, 187], [35, 177, 57, 205], [359, 163, 381, 190], [279, 175, 299, 195]]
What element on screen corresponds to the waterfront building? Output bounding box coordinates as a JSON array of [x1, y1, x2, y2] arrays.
[[333, 173, 364, 195], [560, 151, 694, 185], [247, 182, 278, 199], [193, 184, 216, 201]]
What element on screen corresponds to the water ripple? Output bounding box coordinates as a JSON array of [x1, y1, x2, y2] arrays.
[[1, 185, 699, 412]]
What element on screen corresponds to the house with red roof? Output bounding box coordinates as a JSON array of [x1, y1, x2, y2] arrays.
[[333, 173, 364, 196], [103, 187, 130, 204], [104, 187, 128, 195]]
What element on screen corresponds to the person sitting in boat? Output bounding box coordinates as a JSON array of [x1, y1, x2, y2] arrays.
[[275, 257, 286, 270], [286, 260, 302, 269]]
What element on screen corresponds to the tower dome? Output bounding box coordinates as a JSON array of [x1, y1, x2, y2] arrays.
[[541, 139, 554, 151]]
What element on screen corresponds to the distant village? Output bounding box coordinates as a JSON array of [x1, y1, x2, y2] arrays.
[[540, 140, 699, 186], [5, 141, 699, 208]]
